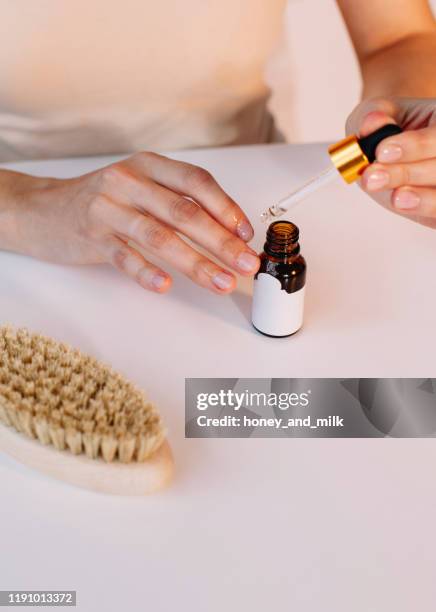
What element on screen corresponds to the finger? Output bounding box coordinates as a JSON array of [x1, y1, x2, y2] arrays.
[[361, 159, 436, 192], [346, 97, 399, 136], [101, 234, 172, 293], [376, 125, 436, 164], [391, 186, 436, 217], [103, 200, 238, 294], [126, 152, 254, 241], [97, 164, 260, 276], [121, 179, 259, 276], [347, 97, 436, 139], [358, 111, 398, 138]]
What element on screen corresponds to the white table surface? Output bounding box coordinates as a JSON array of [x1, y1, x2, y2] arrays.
[[1, 144, 436, 611]]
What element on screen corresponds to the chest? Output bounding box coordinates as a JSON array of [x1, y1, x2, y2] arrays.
[[0, 0, 286, 114]]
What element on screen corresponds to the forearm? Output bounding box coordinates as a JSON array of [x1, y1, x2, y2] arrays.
[[360, 31, 436, 98]]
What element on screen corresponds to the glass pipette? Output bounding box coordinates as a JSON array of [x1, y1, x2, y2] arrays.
[[261, 166, 338, 222]]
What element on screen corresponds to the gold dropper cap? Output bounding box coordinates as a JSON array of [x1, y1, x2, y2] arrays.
[[329, 125, 404, 184], [328, 134, 369, 184]]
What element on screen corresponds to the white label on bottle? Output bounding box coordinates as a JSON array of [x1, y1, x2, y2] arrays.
[[251, 273, 305, 337]]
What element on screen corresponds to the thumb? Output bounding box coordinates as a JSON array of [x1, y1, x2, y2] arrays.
[[346, 97, 399, 137], [346, 97, 436, 138]]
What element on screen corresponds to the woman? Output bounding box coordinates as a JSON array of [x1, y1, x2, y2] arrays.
[[0, 0, 436, 294]]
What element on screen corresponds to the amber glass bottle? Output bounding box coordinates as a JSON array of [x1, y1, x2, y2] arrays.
[[251, 221, 306, 337]]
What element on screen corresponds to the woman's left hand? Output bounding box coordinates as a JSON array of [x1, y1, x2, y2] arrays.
[[346, 97, 436, 229]]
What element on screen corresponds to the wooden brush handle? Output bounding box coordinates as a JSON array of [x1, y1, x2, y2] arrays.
[[0, 425, 174, 495]]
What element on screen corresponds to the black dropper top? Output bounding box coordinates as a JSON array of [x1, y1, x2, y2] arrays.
[[358, 124, 403, 163]]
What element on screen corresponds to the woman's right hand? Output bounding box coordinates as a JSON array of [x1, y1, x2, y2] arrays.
[[346, 97, 436, 229], [0, 152, 260, 294]]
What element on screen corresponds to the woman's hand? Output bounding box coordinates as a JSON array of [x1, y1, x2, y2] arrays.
[[346, 97, 436, 228], [0, 152, 260, 293]]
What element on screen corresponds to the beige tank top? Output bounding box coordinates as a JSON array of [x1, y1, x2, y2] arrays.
[[0, 1, 287, 161]]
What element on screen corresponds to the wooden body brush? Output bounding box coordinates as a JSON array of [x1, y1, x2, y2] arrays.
[[0, 327, 174, 495]]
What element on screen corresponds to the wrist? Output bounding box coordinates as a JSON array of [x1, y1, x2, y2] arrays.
[[0, 170, 57, 253]]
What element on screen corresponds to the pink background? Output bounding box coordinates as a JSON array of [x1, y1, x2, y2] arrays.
[[269, 0, 436, 142]]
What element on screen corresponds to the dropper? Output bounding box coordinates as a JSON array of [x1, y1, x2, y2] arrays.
[[261, 124, 403, 222]]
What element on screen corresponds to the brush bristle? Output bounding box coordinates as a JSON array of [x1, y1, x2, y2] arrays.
[[0, 327, 166, 463]]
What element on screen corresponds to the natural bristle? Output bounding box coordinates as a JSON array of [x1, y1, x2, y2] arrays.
[[0, 327, 166, 463]]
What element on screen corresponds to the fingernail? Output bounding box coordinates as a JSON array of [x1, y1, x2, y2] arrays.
[[377, 144, 402, 163], [151, 274, 168, 290], [366, 170, 389, 192], [237, 220, 253, 241], [237, 252, 259, 273], [394, 190, 420, 210], [212, 271, 234, 290]]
